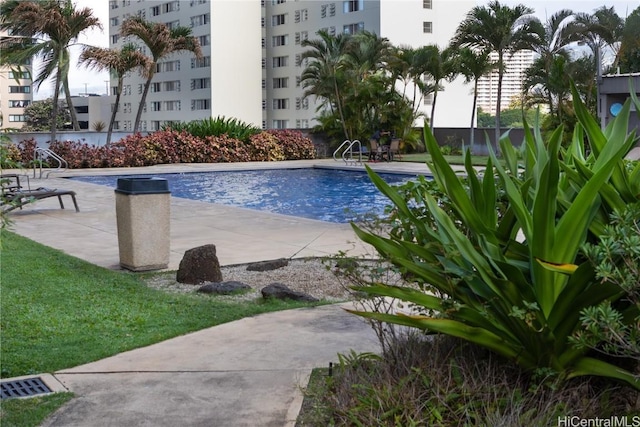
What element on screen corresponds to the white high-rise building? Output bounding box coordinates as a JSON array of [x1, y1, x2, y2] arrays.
[[108, 0, 474, 130], [0, 29, 33, 130], [476, 50, 535, 113]]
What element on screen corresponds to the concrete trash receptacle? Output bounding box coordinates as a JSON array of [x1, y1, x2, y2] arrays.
[[115, 177, 170, 271]]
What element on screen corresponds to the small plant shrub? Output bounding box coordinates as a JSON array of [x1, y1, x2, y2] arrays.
[[266, 129, 316, 160], [248, 132, 285, 161], [163, 116, 261, 142]]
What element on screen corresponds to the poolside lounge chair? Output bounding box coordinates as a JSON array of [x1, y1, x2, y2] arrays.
[[1, 174, 79, 213], [388, 139, 401, 161]]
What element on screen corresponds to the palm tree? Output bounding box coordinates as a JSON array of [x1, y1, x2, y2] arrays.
[[570, 6, 624, 71], [456, 47, 495, 147], [79, 44, 151, 145], [301, 30, 352, 139], [0, 0, 101, 142], [452, 0, 542, 144], [120, 17, 202, 133], [414, 45, 457, 127]]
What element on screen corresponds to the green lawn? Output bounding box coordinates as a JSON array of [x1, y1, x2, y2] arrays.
[[0, 231, 316, 379], [398, 152, 490, 166]]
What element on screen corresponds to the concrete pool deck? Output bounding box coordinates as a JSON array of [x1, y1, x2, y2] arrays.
[[5, 159, 437, 269]]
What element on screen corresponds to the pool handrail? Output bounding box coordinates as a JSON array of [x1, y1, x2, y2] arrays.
[[333, 139, 364, 165]]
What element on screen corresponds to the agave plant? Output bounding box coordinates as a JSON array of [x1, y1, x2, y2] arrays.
[[349, 85, 640, 388]]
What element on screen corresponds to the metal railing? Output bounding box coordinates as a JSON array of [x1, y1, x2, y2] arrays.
[[33, 148, 68, 178], [333, 139, 364, 165]]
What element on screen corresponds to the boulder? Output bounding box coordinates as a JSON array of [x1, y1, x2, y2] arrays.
[[197, 281, 251, 295], [246, 258, 289, 272], [176, 244, 222, 285], [261, 283, 318, 302]]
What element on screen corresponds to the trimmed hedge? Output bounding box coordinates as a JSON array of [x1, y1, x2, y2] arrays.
[[4, 129, 316, 169]]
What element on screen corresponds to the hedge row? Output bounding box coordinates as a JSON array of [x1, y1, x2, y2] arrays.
[[6, 129, 316, 169]]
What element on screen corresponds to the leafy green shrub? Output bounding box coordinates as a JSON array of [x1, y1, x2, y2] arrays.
[[571, 203, 640, 363], [349, 88, 640, 388], [266, 129, 316, 160], [163, 116, 261, 142], [247, 132, 285, 161], [0, 138, 21, 169]]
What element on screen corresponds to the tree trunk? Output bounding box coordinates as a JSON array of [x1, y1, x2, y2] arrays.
[[333, 76, 349, 140], [106, 78, 123, 146], [470, 79, 479, 149], [50, 69, 62, 144], [430, 89, 438, 128], [63, 76, 80, 131], [495, 52, 504, 149], [134, 68, 155, 133]]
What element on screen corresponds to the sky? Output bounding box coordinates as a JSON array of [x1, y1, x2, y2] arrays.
[[33, 0, 639, 100]]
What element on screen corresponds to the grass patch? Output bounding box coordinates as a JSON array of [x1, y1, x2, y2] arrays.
[[0, 393, 74, 427], [398, 153, 489, 165], [0, 230, 317, 378]]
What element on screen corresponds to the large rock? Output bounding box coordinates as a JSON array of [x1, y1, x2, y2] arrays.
[[261, 283, 318, 302], [197, 281, 251, 295], [246, 258, 289, 272], [177, 244, 222, 285]]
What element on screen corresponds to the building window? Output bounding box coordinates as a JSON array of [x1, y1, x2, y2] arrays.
[[190, 13, 209, 27], [191, 77, 210, 89], [423, 21, 433, 33], [301, 9, 308, 20], [8, 100, 30, 108], [163, 80, 180, 91], [9, 86, 30, 93], [151, 5, 160, 15], [343, 0, 363, 13], [162, 1, 180, 13], [423, 0, 432, 9], [111, 34, 120, 44], [164, 100, 181, 111], [273, 120, 288, 129], [295, 76, 301, 87], [329, 3, 336, 16], [198, 35, 210, 46], [272, 0, 286, 4], [7, 71, 30, 79], [272, 35, 288, 47], [273, 77, 288, 88], [151, 82, 161, 92], [321, 4, 327, 18], [272, 56, 288, 68], [191, 56, 210, 68], [110, 17, 119, 26], [151, 101, 162, 111], [156, 60, 180, 73], [295, 31, 308, 45], [151, 121, 161, 131], [8, 115, 26, 122], [343, 22, 364, 34], [191, 99, 210, 110], [110, 0, 118, 9], [165, 20, 180, 30], [273, 99, 289, 109], [272, 14, 286, 26]]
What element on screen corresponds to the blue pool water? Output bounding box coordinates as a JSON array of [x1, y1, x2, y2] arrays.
[[69, 168, 414, 223]]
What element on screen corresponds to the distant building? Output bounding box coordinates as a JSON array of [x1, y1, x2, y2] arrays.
[[71, 95, 116, 131], [599, 72, 640, 132], [476, 50, 535, 112], [108, 0, 474, 130], [0, 29, 33, 130]]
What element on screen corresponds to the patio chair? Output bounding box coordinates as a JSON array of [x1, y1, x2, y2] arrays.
[[1, 174, 79, 213], [388, 139, 401, 161]]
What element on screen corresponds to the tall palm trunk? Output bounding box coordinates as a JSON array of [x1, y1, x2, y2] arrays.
[[62, 75, 80, 131], [50, 69, 62, 144], [134, 67, 155, 133], [106, 78, 124, 145], [495, 52, 504, 146], [430, 90, 438, 128], [332, 76, 349, 140], [470, 79, 479, 148]]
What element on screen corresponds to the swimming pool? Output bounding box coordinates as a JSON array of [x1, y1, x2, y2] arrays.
[[69, 168, 415, 223]]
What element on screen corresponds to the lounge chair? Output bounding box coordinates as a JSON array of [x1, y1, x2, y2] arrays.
[[1, 174, 79, 213], [388, 139, 401, 161]]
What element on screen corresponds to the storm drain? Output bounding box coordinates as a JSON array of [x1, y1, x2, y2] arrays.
[[1, 377, 52, 399]]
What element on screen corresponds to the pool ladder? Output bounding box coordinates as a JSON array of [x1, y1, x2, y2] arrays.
[[33, 148, 68, 178], [333, 139, 364, 165]]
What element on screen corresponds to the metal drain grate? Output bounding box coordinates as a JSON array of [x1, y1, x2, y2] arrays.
[[1, 377, 52, 399]]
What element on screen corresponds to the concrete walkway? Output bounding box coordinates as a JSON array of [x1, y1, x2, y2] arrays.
[[4, 160, 432, 426]]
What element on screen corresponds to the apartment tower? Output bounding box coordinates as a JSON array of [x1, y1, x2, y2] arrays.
[[108, 0, 474, 130], [0, 29, 33, 130]]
